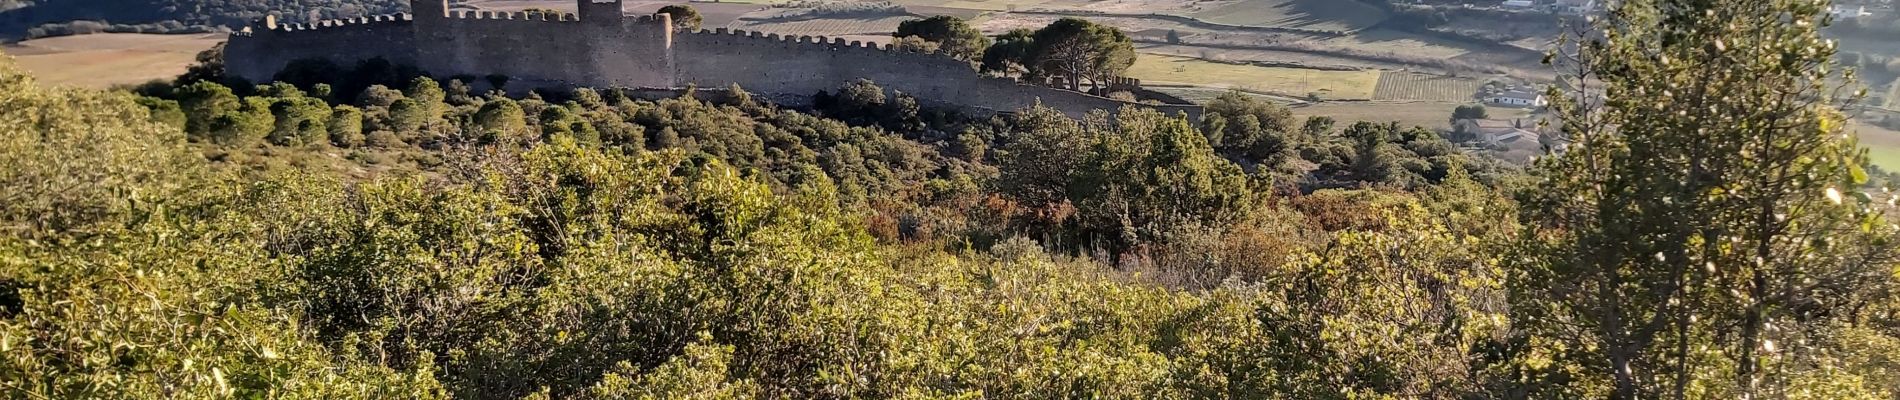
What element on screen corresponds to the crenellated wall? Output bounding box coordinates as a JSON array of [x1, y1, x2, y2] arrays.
[[225, 14, 419, 82], [224, 0, 1199, 119], [414, 9, 673, 89], [671, 28, 1197, 119]]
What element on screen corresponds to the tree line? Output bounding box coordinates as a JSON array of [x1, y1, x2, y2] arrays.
[[885, 13, 1136, 94]]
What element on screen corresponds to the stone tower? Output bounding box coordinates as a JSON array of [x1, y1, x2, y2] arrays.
[[412, 0, 448, 19], [578, 0, 625, 24]]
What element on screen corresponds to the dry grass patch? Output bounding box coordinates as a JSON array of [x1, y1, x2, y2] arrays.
[[1850, 119, 1900, 170], [5, 33, 222, 89]]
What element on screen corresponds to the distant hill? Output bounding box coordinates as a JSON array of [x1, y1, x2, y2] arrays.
[[0, 0, 407, 39]]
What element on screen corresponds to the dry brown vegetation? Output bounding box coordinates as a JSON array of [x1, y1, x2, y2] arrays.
[[3, 32, 220, 88]]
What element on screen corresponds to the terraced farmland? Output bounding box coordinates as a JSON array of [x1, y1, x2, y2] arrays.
[[1373, 72, 1482, 102]]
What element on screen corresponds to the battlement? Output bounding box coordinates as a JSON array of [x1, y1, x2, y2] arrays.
[[445, 10, 580, 22], [578, 0, 625, 23], [626, 14, 671, 25], [678, 28, 971, 66], [225, 0, 1196, 120], [234, 13, 413, 37], [674, 27, 1154, 98]]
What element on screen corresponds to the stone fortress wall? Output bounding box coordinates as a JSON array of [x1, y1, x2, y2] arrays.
[[224, 14, 420, 81], [225, 0, 1200, 119]]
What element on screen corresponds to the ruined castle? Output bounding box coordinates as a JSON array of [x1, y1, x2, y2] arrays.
[[224, 0, 1199, 118]]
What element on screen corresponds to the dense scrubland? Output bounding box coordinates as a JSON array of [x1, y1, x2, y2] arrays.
[[3, 0, 1900, 399]]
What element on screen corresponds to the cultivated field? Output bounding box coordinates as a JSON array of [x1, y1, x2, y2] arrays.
[[1125, 53, 1381, 100], [1872, 146, 1900, 171], [1137, 44, 1413, 73], [1373, 72, 1482, 102], [974, 12, 1547, 78], [1885, 77, 1900, 110], [891, 0, 1056, 12], [4, 33, 222, 88], [1850, 119, 1900, 170]]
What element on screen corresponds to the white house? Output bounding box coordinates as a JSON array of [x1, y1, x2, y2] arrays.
[[1453, 119, 1533, 145], [1485, 89, 1547, 108], [1557, 0, 1597, 14], [1501, 0, 1536, 9], [1452, 118, 1551, 164], [1830, 5, 1871, 20]]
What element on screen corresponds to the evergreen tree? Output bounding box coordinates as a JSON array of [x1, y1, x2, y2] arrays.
[[172, 80, 239, 139], [1201, 91, 1296, 166], [981, 29, 1037, 77], [327, 104, 365, 147], [268, 96, 331, 146], [1073, 107, 1252, 249], [894, 15, 991, 61], [406, 77, 448, 120], [135, 97, 187, 130], [386, 98, 426, 137], [474, 98, 530, 145], [1518, 0, 1900, 397], [538, 104, 598, 144], [657, 4, 702, 31], [208, 96, 274, 145], [1450, 104, 1487, 123], [1028, 18, 1136, 91]]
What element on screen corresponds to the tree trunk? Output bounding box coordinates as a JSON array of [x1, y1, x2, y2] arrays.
[[1736, 269, 1766, 399], [1612, 348, 1638, 399]]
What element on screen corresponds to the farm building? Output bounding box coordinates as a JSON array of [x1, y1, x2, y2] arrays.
[[1830, 5, 1872, 20], [1485, 89, 1546, 108], [1454, 118, 1557, 163], [1557, 0, 1598, 14], [1453, 119, 1534, 145], [1501, 0, 1536, 9]]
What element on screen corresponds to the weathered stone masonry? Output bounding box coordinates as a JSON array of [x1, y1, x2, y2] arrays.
[[224, 0, 1201, 119]]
